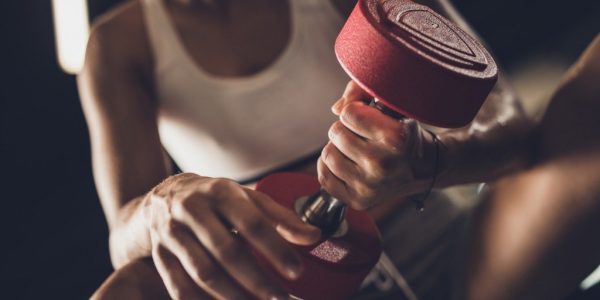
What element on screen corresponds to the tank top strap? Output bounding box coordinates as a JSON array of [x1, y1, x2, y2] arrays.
[[140, 0, 185, 71]]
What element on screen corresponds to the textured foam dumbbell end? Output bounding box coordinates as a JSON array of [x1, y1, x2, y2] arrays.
[[335, 0, 498, 128]]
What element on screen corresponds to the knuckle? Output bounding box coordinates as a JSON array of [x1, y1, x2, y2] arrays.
[[329, 121, 344, 139], [363, 156, 385, 179], [321, 143, 332, 160], [380, 133, 402, 150], [317, 167, 330, 187], [317, 171, 326, 185], [342, 103, 362, 124], [205, 178, 235, 195], [323, 152, 340, 172], [381, 124, 409, 150], [318, 174, 331, 191]]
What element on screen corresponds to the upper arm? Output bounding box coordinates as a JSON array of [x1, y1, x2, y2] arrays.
[[77, 13, 169, 228]]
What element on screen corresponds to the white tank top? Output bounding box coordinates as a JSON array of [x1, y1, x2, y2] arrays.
[[141, 0, 350, 181]]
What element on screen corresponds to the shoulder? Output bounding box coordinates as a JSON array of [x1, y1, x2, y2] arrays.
[[83, 0, 152, 76], [565, 34, 600, 94], [540, 34, 600, 159], [78, 1, 156, 114], [551, 34, 600, 111]]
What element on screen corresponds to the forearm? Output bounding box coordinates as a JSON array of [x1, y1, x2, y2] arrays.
[[436, 75, 535, 187]]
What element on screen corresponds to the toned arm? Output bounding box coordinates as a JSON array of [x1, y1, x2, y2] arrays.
[[77, 6, 169, 267]]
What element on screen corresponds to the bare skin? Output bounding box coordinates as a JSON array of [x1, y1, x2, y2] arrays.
[[80, 0, 534, 299], [466, 35, 600, 300]]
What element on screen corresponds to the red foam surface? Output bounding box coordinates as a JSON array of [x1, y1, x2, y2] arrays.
[[255, 173, 382, 300], [335, 0, 498, 127]]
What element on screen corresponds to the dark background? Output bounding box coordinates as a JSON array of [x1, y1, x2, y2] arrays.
[[1, 0, 598, 299]]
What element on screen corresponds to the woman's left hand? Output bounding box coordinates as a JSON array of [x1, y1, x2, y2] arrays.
[[318, 81, 440, 210]]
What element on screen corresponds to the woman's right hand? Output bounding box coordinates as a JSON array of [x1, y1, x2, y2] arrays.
[[142, 173, 321, 300]]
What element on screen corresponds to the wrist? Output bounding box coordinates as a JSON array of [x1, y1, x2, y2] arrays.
[[434, 129, 469, 188], [109, 196, 152, 268], [407, 126, 444, 198], [107, 173, 205, 268]]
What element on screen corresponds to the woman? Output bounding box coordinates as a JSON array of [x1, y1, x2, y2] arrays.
[[79, 0, 531, 299]]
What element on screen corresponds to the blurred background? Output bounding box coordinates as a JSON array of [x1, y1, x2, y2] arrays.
[[1, 0, 598, 299]]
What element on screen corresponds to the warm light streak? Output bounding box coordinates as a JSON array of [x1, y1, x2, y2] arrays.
[[52, 0, 90, 74]]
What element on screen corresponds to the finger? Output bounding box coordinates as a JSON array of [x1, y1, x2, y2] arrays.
[[340, 102, 413, 152], [332, 81, 372, 115], [321, 142, 361, 188], [339, 101, 403, 140], [244, 188, 321, 245], [153, 244, 208, 300], [161, 222, 248, 300], [317, 156, 361, 209], [175, 204, 289, 300], [217, 193, 307, 280], [328, 120, 373, 164]]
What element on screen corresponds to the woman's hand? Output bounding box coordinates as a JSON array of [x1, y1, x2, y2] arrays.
[[143, 173, 320, 300], [318, 81, 440, 210]]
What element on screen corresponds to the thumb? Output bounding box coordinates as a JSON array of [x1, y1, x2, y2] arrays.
[[332, 81, 372, 115]]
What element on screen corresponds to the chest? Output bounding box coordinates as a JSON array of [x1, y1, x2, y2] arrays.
[[168, 1, 292, 77]]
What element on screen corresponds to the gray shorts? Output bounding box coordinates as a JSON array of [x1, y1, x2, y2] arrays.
[[352, 185, 482, 300]]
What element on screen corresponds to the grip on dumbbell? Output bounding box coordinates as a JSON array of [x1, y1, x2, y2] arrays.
[[368, 98, 427, 211]]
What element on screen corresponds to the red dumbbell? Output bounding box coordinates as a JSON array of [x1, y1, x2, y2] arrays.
[[255, 1, 497, 299]]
